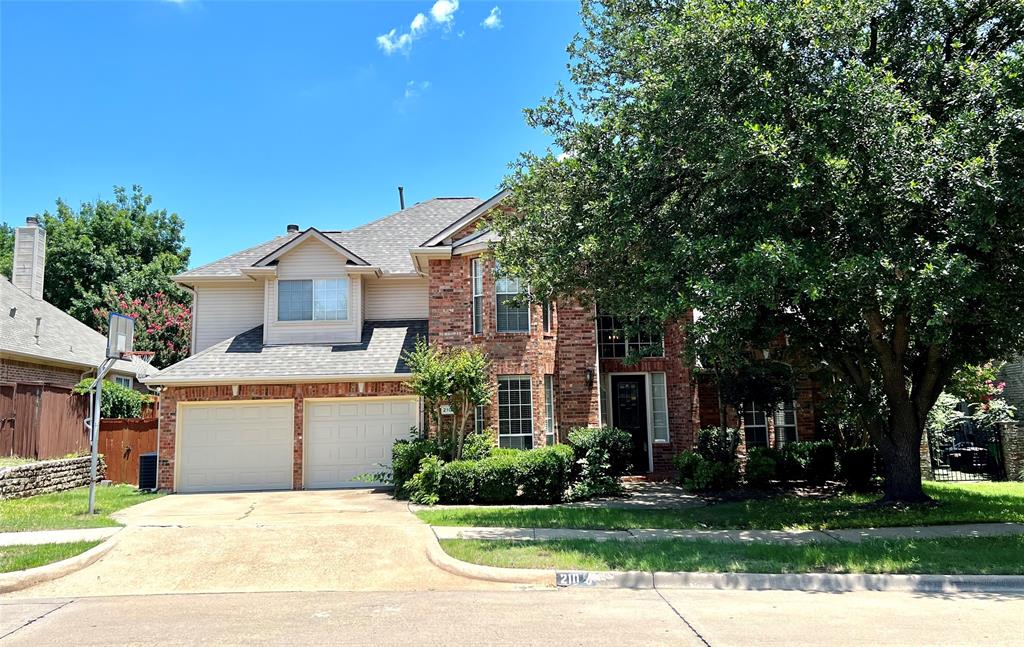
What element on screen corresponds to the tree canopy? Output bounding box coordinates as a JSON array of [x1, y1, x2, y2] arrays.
[[493, 0, 1024, 501]]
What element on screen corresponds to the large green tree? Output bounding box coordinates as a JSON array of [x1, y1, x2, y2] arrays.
[[2, 185, 192, 366], [493, 0, 1024, 501]]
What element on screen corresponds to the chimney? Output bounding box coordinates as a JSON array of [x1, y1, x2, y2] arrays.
[[398, 186, 405, 210], [12, 217, 45, 300], [286, 224, 299, 233]]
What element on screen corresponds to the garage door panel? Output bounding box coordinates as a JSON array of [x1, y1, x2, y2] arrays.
[[178, 402, 294, 493], [305, 398, 418, 489]]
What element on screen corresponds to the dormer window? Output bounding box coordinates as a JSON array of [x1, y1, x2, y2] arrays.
[[278, 278, 349, 321]]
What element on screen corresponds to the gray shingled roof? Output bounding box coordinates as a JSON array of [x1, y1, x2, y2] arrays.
[[176, 197, 482, 280], [145, 320, 427, 384], [1, 278, 155, 378]]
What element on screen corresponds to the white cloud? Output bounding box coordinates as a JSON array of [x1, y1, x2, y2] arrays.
[[482, 7, 502, 29], [377, 29, 413, 55], [411, 13, 428, 35], [430, 0, 459, 25], [404, 80, 431, 99]]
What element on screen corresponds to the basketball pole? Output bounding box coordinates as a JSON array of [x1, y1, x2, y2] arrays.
[[88, 357, 116, 515]]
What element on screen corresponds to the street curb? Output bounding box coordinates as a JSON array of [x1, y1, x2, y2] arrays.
[[0, 529, 121, 594], [428, 534, 1024, 593], [425, 529, 553, 586]]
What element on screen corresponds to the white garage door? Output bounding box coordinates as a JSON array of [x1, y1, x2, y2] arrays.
[[305, 398, 418, 489], [177, 401, 294, 493]]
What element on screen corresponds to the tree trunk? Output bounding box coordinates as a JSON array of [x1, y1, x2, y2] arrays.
[[877, 411, 929, 503]]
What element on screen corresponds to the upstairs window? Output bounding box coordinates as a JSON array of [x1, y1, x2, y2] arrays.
[[597, 314, 663, 359], [471, 258, 484, 335], [542, 300, 553, 333], [495, 263, 529, 333], [278, 278, 348, 321]]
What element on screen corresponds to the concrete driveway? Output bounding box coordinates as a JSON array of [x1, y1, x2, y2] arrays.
[[12, 489, 518, 598]]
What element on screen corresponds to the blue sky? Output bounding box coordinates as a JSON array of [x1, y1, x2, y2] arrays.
[[0, 1, 580, 268]]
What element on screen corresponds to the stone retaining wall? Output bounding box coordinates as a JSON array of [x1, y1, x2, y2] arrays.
[[1001, 421, 1023, 482], [0, 456, 106, 500]]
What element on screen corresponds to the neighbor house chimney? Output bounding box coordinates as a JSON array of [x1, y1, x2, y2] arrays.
[[12, 217, 45, 300], [398, 186, 405, 210], [286, 224, 299, 233]]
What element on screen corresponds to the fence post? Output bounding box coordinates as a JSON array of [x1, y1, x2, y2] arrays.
[[1000, 421, 1023, 482]]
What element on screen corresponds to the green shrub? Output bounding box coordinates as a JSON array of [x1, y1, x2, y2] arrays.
[[806, 441, 837, 483], [696, 427, 739, 463], [461, 432, 496, 461], [476, 453, 521, 503], [686, 459, 739, 492], [392, 436, 439, 499], [517, 445, 573, 503], [672, 450, 703, 484], [567, 426, 633, 477], [744, 448, 777, 487], [438, 460, 480, 504], [841, 445, 879, 492], [73, 378, 152, 418], [406, 455, 444, 505], [778, 442, 812, 481]]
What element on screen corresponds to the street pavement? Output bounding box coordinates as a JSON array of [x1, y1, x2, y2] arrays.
[[3, 588, 1022, 646]]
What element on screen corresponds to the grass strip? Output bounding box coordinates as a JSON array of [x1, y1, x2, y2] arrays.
[[0, 485, 162, 532], [0, 541, 103, 573]]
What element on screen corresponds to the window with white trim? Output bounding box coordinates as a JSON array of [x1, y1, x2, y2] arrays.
[[278, 278, 348, 321], [597, 314, 663, 359], [544, 374, 556, 445], [743, 400, 797, 448], [498, 376, 533, 449], [113, 375, 133, 389], [471, 258, 484, 335], [542, 300, 553, 333], [650, 372, 669, 442], [495, 263, 529, 333], [475, 404, 486, 434]]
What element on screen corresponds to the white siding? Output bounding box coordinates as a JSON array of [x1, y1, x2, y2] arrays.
[[264, 238, 362, 345], [363, 277, 429, 320], [193, 282, 265, 353]]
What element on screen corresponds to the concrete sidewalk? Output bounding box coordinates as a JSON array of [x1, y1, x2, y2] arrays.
[[0, 528, 119, 547], [433, 521, 1024, 544]]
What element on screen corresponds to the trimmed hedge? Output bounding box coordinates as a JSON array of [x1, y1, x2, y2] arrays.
[[672, 449, 739, 492], [430, 445, 575, 505], [841, 445, 879, 492], [392, 437, 439, 499], [567, 426, 633, 477], [744, 447, 777, 487]]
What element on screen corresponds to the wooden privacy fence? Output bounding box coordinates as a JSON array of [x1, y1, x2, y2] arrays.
[[98, 418, 158, 485], [0, 382, 90, 459]]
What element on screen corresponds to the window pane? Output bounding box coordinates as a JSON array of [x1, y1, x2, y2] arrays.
[[596, 313, 663, 358], [475, 404, 486, 434], [544, 375, 555, 444], [471, 259, 484, 334], [278, 280, 313, 321], [651, 373, 669, 442], [314, 279, 347, 321], [498, 376, 533, 449]]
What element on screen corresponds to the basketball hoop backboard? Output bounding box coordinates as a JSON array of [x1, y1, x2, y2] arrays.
[[107, 313, 135, 359]]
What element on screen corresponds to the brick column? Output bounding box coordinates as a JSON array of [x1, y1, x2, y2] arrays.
[[920, 432, 934, 481], [293, 385, 304, 489], [1000, 421, 1023, 482]]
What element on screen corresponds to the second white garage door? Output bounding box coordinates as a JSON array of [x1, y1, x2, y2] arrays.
[[304, 397, 419, 488], [177, 401, 294, 493]]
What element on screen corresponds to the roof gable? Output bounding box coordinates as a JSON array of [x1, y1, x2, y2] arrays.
[[421, 189, 509, 247], [254, 228, 370, 267]]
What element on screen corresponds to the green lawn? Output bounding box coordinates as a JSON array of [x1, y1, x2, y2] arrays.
[[441, 535, 1024, 575], [0, 456, 36, 469], [0, 541, 102, 573], [417, 482, 1024, 531], [0, 485, 162, 532]]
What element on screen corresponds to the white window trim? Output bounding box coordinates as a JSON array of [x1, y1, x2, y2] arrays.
[[650, 372, 670, 444], [494, 262, 530, 334], [277, 277, 350, 322], [596, 314, 665, 359], [497, 375, 534, 448], [471, 258, 484, 335], [475, 403, 486, 435], [542, 300, 553, 333], [113, 375, 133, 389], [544, 374, 556, 444]]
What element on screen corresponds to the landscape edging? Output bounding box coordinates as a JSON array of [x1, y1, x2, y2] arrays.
[[0, 529, 121, 594]]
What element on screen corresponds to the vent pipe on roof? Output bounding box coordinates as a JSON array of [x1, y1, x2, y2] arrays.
[[398, 186, 405, 210], [286, 224, 299, 233]]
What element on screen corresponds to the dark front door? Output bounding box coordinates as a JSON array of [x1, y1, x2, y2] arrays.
[[611, 375, 649, 473]]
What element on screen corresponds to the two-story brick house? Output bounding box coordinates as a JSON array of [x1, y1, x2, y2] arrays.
[[147, 191, 818, 492]]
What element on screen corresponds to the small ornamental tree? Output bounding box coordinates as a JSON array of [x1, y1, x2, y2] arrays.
[[493, 0, 1024, 502], [403, 340, 491, 459], [94, 290, 191, 368]]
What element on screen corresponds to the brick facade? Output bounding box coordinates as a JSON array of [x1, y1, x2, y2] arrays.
[[157, 381, 413, 491], [0, 358, 82, 386]]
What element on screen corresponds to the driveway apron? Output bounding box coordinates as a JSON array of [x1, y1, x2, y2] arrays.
[[9, 489, 520, 598]]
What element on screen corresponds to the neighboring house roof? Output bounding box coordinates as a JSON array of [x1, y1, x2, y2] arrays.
[[175, 197, 483, 281], [0, 278, 155, 378], [145, 320, 427, 385]]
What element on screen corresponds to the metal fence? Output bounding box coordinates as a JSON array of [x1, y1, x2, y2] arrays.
[[927, 417, 1006, 482]]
